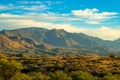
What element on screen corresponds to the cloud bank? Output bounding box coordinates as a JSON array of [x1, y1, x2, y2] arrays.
[[0, 18, 120, 40], [72, 8, 117, 24], [0, 7, 119, 40], [72, 8, 117, 19]]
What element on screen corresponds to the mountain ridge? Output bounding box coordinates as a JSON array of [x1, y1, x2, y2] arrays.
[[0, 27, 119, 56]]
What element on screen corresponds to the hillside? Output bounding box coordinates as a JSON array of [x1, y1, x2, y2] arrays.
[[0, 27, 120, 55]]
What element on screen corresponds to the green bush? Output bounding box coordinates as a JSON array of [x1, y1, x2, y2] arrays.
[[71, 71, 95, 80], [102, 74, 120, 80], [0, 59, 23, 80], [31, 72, 50, 80], [10, 73, 32, 80], [51, 71, 72, 80]]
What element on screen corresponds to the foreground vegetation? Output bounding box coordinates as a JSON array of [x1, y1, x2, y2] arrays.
[[0, 54, 120, 80]]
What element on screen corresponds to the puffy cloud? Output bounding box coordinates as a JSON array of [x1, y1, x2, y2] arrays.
[[72, 8, 117, 19], [71, 8, 118, 24]]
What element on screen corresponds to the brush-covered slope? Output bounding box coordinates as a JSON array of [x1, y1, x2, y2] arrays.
[[0, 27, 119, 55], [0, 35, 34, 49]]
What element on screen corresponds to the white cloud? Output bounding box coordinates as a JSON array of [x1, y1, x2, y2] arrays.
[[85, 26, 120, 40], [17, 1, 49, 10], [71, 8, 118, 24], [18, 1, 42, 4], [17, 1, 62, 10], [0, 3, 48, 11], [0, 7, 117, 24], [0, 4, 14, 10], [18, 1, 63, 5], [0, 17, 120, 40], [45, 1, 63, 5], [0, 13, 80, 21], [72, 8, 117, 19], [0, 9, 119, 40], [85, 21, 100, 24], [0, 5, 7, 10], [0, 13, 22, 18], [0, 19, 83, 32], [20, 5, 48, 10]]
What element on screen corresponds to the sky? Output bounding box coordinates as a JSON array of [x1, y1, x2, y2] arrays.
[[0, 0, 120, 40]]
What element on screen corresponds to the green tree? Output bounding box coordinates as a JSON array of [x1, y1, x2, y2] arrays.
[[51, 71, 72, 80], [0, 59, 23, 80]]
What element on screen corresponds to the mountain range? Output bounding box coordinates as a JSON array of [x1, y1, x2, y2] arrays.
[[0, 27, 120, 56]]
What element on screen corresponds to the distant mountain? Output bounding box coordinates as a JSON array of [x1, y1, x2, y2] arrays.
[[0, 27, 119, 55]]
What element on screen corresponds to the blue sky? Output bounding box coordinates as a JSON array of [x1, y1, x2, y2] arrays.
[[0, 0, 120, 40]]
